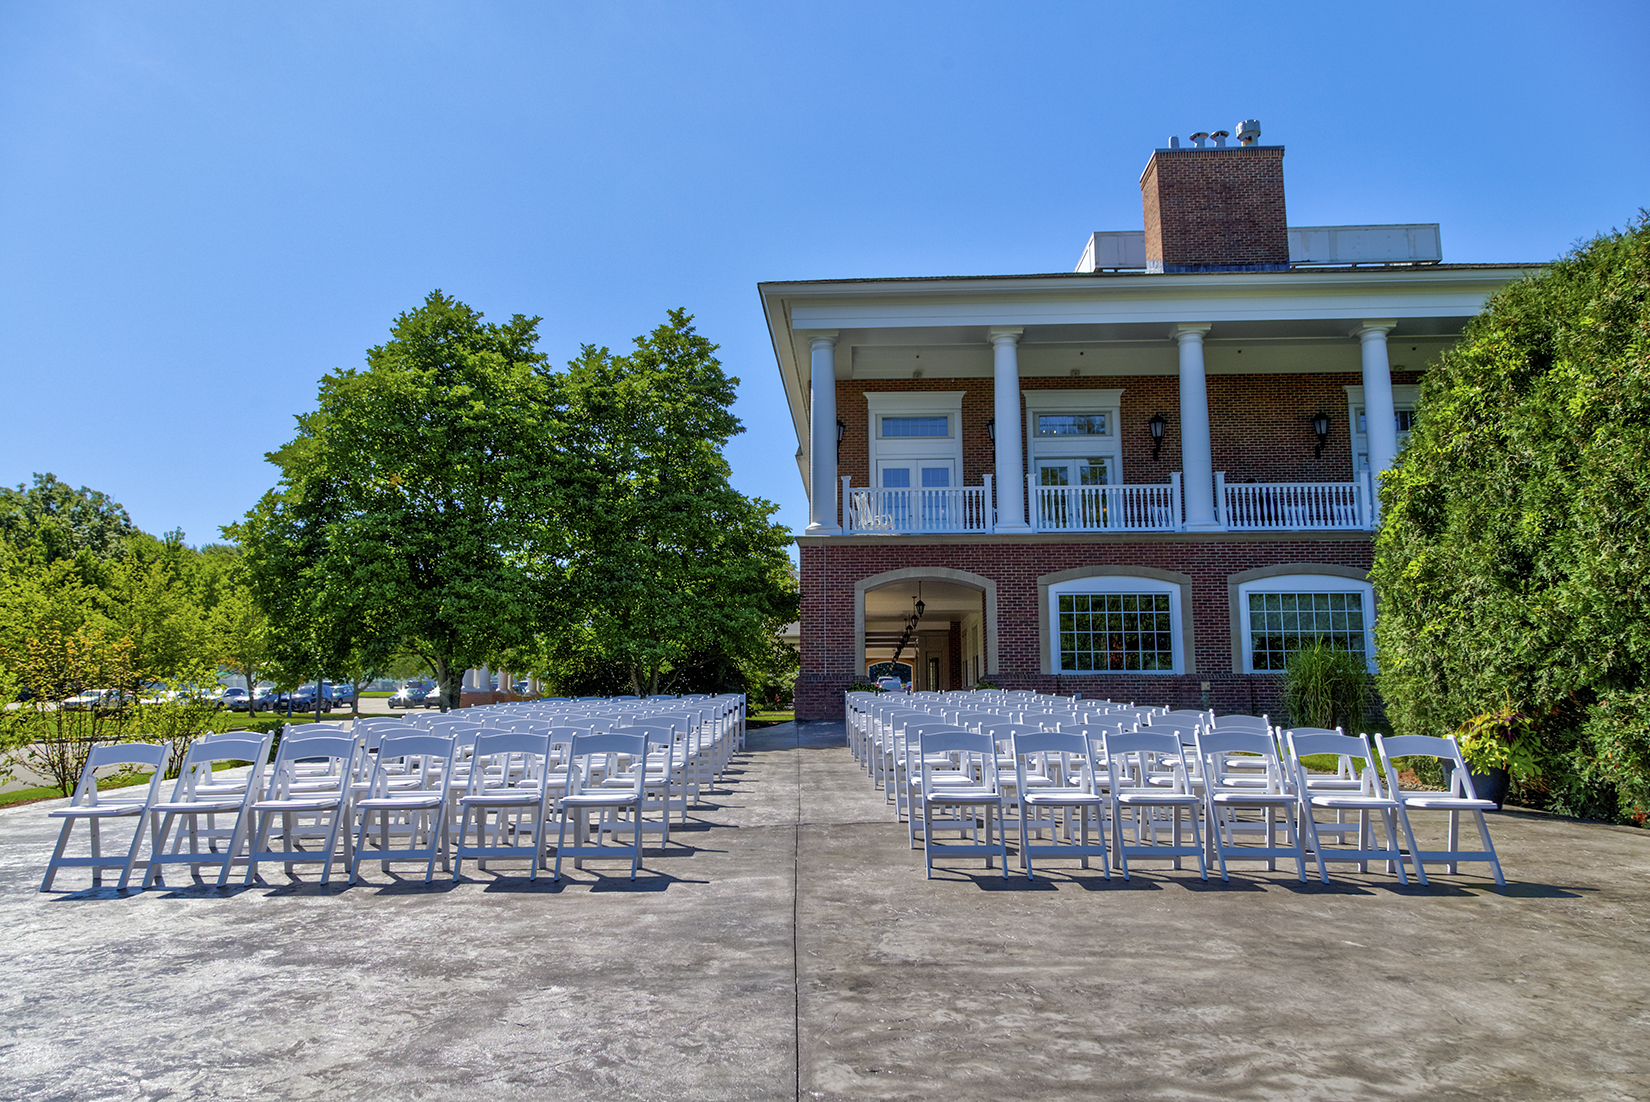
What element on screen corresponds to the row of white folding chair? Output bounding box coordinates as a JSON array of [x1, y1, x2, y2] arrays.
[[917, 726, 1202, 881], [502, 701, 732, 797]]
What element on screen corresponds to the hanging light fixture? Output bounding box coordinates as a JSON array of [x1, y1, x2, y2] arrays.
[[1148, 413, 1168, 461]]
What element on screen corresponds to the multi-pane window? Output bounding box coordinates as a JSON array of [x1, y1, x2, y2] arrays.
[[881, 415, 948, 438], [1037, 413, 1108, 437], [1058, 593, 1175, 672], [1247, 591, 1366, 671]]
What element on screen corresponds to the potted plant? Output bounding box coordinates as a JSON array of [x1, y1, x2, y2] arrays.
[[1452, 706, 1541, 808]]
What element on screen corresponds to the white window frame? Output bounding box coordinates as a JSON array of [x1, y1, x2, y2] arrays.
[[1345, 384, 1419, 473], [1237, 573, 1377, 674], [1047, 574, 1183, 675], [1026, 388, 1125, 484], [865, 391, 965, 483]]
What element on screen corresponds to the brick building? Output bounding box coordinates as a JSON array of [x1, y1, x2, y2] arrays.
[[760, 122, 1534, 721]]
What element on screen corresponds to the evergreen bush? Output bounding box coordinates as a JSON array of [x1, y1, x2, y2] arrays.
[[1371, 214, 1650, 823]]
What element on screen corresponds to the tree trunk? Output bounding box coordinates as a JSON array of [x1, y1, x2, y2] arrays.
[[434, 656, 454, 713], [315, 669, 323, 724], [629, 665, 645, 697]]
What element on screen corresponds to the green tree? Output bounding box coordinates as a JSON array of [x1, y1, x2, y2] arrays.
[[547, 311, 798, 695], [209, 582, 271, 715], [1371, 215, 1650, 822], [0, 473, 136, 563], [230, 291, 558, 711]]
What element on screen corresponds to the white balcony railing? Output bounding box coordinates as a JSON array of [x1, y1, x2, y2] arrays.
[[842, 476, 994, 534], [1219, 472, 1373, 531], [1028, 474, 1182, 533], [833, 471, 1375, 534]]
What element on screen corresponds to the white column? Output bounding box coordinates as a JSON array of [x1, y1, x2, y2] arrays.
[[1356, 321, 1399, 482], [990, 328, 1030, 531], [462, 668, 479, 691], [1174, 323, 1220, 530], [805, 332, 841, 535]]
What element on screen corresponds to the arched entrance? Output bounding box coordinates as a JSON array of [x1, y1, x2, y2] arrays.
[[854, 567, 998, 690]]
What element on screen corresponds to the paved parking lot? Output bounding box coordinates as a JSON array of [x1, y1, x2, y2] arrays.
[[2, 721, 1647, 1100]]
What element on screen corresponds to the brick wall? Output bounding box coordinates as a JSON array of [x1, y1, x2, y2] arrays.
[[1142, 146, 1288, 271], [836, 372, 1421, 497], [794, 536, 1374, 721]]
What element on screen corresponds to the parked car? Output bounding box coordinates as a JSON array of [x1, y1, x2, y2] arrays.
[[62, 688, 118, 711], [221, 687, 252, 711], [875, 676, 907, 692], [389, 682, 437, 709], [324, 682, 355, 706], [252, 683, 282, 709], [287, 683, 333, 713]]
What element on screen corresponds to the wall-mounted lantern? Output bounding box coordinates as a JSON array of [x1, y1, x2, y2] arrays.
[[1312, 411, 1331, 458], [836, 418, 846, 457], [1148, 413, 1168, 462], [987, 417, 996, 443]]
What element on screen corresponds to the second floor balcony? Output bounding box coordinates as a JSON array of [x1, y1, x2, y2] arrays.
[[840, 472, 1375, 535]]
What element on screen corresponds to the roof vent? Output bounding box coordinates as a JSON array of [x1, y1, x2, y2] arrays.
[[1236, 119, 1262, 146], [1189, 131, 1209, 149], [1211, 129, 1229, 148]]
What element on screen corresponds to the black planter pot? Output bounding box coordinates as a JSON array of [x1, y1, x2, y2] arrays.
[[1445, 760, 1510, 808]]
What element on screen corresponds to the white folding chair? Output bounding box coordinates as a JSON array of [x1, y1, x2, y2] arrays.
[[1376, 733, 1505, 886], [553, 731, 648, 880], [1013, 729, 1108, 879], [1286, 729, 1409, 884], [245, 732, 361, 885], [41, 743, 170, 892], [142, 732, 273, 888], [1104, 730, 1206, 881], [453, 730, 553, 880], [1195, 729, 1306, 882], [349, 732, 456, 884], [918, 728, 1007, 880]]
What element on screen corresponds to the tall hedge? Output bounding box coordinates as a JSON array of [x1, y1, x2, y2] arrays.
[[1371, 215, 1650, 823]]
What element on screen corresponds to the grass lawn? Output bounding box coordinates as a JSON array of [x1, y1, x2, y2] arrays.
[[748, 710, 794, 728], [0, 770, 153, 810], [359, 690, 395, 698]]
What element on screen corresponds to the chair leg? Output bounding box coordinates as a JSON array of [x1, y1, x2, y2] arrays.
[[218, 810, 253, 888], [143, 811, 175, 889], [1395, 804, 1429, 886], [1019, 803, 1032, 879], [40, 818, 76, 892], [1476, 810, 1507, 886]]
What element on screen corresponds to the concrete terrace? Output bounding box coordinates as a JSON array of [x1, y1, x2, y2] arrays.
[[2, 721, 1647, 1101]]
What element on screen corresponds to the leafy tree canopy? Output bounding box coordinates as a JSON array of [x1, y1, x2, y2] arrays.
[[1372, 214, 1650, 822], [543, 310, 798, 695], [230, 290, 558, 710], [0, 473, 136, 564]]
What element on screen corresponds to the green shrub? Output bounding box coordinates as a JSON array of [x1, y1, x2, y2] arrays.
[[1372, 215, 1650, 823], [1282, 642, 1369, 732]]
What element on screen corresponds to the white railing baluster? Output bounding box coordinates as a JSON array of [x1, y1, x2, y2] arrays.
[[1218, 479, 1369, 531]]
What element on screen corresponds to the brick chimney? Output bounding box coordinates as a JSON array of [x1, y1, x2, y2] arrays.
[[1141, 123, 1288, 273]]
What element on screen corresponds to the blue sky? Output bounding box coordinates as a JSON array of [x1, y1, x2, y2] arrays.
[[1, 1, 1645, 547]]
